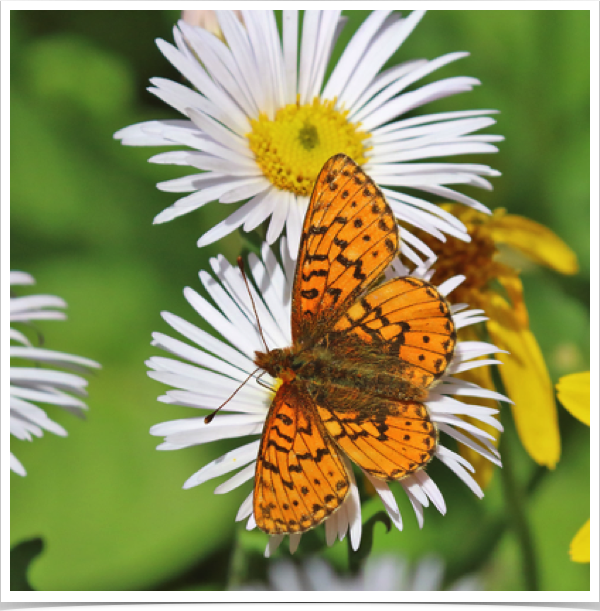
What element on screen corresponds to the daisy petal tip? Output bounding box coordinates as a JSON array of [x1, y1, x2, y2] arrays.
[[182, 478, 196, 490], [153, 211, 171, 225]]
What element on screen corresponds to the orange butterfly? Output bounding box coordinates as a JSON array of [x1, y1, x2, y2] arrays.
[[252, 154, 456, 535]]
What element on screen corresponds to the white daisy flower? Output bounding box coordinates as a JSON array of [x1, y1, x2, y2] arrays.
[[147, 241, 506, 557], [115, 10, 502, 262], [240, 554, 481, 591], [10, 271, 100, 476]]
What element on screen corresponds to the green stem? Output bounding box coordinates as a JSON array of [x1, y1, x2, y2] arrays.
[[500, 438, 540, 591]]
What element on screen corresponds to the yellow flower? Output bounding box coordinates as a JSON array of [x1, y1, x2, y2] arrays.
[[557, 371, 590, 563], [413, 206, 578, 485]]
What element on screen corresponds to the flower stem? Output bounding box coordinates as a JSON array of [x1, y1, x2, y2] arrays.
[[500, 436, 540, 591]]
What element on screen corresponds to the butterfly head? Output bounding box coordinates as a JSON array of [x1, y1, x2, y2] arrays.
[[254, 347, 299, 383]]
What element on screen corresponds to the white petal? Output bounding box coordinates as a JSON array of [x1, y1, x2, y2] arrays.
[[437, 275, 465, 297], [186, 108, 254, 159], [10, 385, 87, 409], [247, 252, 291, 343], [285, 194, 306, 260], [148, 81, 220, 127], [362, 76, 480, 133], [453, 340, 508, 361], [217, 11, 264, 115], [180, 22, 258, 120], [10, 367, 89, 392], [322, 10, 392, 101], [10, 453, 26, 476], [341, 12, 424, 111], [298, 10, 321, 105], [437, 379, 510, 403], [345, 460, 362, 551], [153, 176, 246, 224], [371, 109, 499, 138], [432, 413, 498, 440], [266, 190, 290, 244], [306, 10, 342, 101], [350, 59, 428, 118], [10, 295, 66, 315], [282, 10, 298, 104], [245, 10, 282, 117], [288, 533, 302, 555], [412, 471, 446, 515], [210, 255, 288, 349], [162, 311, 255, 373], [236, 490, 254, 521], [184, 285, 257, 357], [10, 400, 67, 437], [449, 358, 501, 374], [152, 415, 265, 448], [265, 535, 284, 558], [214, 461, 255, 494], [242, 188, 279, 232], [364, 472, 403, 531], [219, 177, 271, 204], [352, 50, 467, 124], [419, 184, 492, 213], [150, 332, 248, 382], [436, 445, 484, 498], [436, 423, 502, 467], [401, 483, 424, 529], [197, 198, 265, 247], [9, 329, 31, 346], [10, 271, 35, 286], [157, 36, 250, 134]]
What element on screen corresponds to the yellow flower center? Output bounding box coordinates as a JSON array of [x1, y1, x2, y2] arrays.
[[247, 98, 370, 196]]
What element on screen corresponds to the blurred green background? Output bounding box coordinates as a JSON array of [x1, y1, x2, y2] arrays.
[[10, 10, 590, 591]]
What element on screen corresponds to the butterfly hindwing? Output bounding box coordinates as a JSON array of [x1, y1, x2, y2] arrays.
[[254, 382, 350, 535], [314, 392, 438, 481], [292, 154, 400, 345], [330, 277, 456, 389]]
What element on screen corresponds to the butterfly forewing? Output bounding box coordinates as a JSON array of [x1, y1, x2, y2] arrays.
[[292, 154, 400, 345], [254, 382, 350, 535]]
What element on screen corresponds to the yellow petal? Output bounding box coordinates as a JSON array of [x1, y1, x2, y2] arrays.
[[556, 372, 590, 426], [489, 214, 579, 275], [570, 519, 590, 563], [495, 267, 529, 328], [485, 295, 561, 468]]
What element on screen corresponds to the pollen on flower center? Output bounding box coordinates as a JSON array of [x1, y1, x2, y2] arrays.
[[247, 98, 370, 196]]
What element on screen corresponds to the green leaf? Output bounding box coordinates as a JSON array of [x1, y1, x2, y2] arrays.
[[348, 511, 391, 574], [11, 537, 44, 591]]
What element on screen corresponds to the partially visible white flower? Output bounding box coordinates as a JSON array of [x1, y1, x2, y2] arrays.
[[240, 554, 481, 591], [116, 10, 502, 262], [10, 271, 100, 476], [147, 241, 506, 557], [181, 10, 243, 40]]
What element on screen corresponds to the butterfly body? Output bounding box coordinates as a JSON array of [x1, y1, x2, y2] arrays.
[[252, 154, 456, 536]]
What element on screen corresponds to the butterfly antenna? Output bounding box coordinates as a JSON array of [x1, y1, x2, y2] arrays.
[[204, 367, 260, 425], [237, 256, 269, 352]]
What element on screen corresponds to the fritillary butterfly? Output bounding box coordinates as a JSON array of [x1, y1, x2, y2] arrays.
[[252, 154, 456, 535]]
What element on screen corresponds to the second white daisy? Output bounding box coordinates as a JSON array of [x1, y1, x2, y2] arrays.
[[147, 241, 506, 557]]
